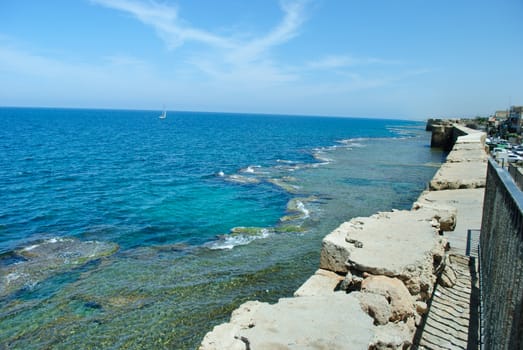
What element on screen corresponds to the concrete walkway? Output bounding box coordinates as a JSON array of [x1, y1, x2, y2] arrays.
[[416, 254, 479, 349], [413, 128, 486, 349]]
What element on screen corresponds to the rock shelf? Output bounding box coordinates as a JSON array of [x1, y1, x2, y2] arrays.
[[199, 123, 487, 350]]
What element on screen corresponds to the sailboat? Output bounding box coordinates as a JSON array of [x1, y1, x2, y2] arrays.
[[159, 107, 167, 119]]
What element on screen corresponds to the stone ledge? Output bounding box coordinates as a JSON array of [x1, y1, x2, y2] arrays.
[[199, 294, 375, 350]]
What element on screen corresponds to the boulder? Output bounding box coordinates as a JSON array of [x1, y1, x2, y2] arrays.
[[361, 275, 416, 322], [411, 201, 458, 232], [353, 291, 392, 325], [320, 210, 446, 301], [369, 321, 414, 350]]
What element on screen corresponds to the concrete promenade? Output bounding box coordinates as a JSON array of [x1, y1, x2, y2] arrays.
[[413, 127, 486, 348], [200, 125, 487, 350]]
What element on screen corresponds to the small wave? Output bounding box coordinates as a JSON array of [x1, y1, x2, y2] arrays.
[[312, 152, 333, 163], [276, 159, 298, 164], [274, 164, 301, 172], [337, 139, 367, 147], [295, 201, 310, 219], [224, 174, 261, 185], [268, 178, 300, 193], [386, 127, 418, 137], [284, 197, 316, 221], [239, 165, 261, 174], [207, 228, 272, 250]]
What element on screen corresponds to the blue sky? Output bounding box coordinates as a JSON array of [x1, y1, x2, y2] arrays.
[[0, 0, 522, 119]]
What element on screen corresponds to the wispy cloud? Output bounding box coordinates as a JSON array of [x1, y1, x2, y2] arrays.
[[90, 0, 311, 90], [91, 0, 232, 49], [306, 54, 402, 70], [91, 0, 306, 58], [228, 1, 307, 64]]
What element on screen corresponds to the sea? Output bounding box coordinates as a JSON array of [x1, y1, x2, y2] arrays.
[[0, 108, 444, 349]]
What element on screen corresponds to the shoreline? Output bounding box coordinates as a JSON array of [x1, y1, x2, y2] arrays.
[[199, 123, 487, 349]]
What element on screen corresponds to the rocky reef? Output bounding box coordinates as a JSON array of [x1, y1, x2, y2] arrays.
[[0, 237, 119, 298]]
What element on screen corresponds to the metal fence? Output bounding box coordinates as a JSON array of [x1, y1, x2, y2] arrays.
[[480, 159, 523, 349], [508, 163, 523, 190]]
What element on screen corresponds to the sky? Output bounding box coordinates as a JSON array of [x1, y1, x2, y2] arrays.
[[0, 0, 522, 119]]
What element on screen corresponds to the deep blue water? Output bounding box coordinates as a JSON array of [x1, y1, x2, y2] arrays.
[[0, 108, 443, 349]]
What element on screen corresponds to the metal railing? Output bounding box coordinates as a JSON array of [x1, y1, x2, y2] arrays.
[[479, 159, 523, 349]]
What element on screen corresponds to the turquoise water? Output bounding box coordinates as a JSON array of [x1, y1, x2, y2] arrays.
[[0, 108, 443, 349]]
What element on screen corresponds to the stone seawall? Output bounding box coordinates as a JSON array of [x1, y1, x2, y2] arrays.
[[199, 124, 487, 350]]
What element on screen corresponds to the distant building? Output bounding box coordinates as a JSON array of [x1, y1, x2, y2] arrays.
[[495, 110, 509, 120], [508, 106, 523, 133]]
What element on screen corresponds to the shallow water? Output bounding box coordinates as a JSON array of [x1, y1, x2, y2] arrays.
[[0, 108, 443, 349]]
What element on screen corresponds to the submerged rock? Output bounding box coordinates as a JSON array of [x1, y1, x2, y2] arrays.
[[0, 237, 119, 298]]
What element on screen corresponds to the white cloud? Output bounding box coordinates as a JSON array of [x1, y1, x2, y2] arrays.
[[227, 1, 307, 64], [305, 54, 403, 70], [92, 0, 308, 72]]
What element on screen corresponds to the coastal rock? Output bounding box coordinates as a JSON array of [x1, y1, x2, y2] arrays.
[[293, 269, 343, 297], [360, 275, 416, 322], [319, 221, 354, 273], [369, 321, 414, 350], [411, 201, 457, 232], [353, 291, 392, 325], [199, 294, 375, 350], [415, 301, 428, 315], [320, 210, 446, 301]]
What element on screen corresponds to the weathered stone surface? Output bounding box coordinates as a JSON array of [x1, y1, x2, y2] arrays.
[[429, 130, 487, 190], [353, 291, 392, 325], [319, 221, 354, 273], [416, 188, 484, 256], [411, 202, 458, 232], [415, 301, 428, 315], [320, 210, 446, 300], [293, 269, 343, 297], [370, 321, 414, 350], [361, 275, 416, 322], [199, 293, 375, 350]]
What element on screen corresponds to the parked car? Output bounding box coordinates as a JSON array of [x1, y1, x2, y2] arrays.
[[507, 153, 523, 163], [492, 147, 508, 158]]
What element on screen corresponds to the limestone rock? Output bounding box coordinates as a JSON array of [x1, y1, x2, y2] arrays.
[[320, 210, 446, 301], [199, 294, 375, 350], [198, 323, 247, 350], [411, 202, 458, 232], [353, 291, 392, 325], [415, 301, 428, 315], [293, 269, 343, 297], [319, 221, 353, 273], [429, 131, 487, 191], [361, 275, 415, 322], [369, 321, 414, 350]]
